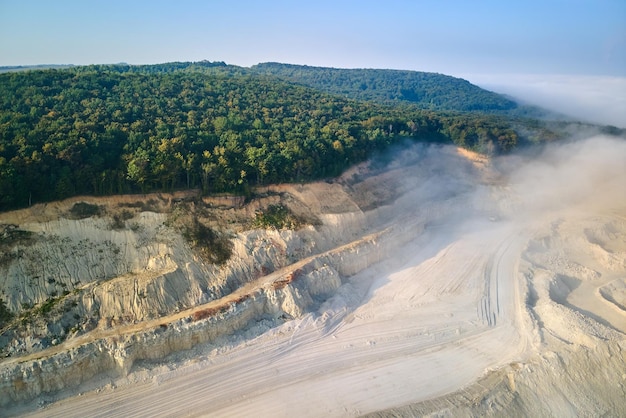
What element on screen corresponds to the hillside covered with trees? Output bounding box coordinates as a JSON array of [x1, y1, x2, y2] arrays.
[[251, 62, 519, 112], [0, 61, 582, 211]]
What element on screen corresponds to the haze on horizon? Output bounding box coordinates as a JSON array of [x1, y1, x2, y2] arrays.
[[1, 0, 625, 126]]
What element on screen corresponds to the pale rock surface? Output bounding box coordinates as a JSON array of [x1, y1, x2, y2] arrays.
[[1, 138, 625, 417]]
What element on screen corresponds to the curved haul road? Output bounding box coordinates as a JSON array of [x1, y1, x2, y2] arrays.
[[24, 219, 534, 417]]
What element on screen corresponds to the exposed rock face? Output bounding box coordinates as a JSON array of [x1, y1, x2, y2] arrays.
[[0, 211, 430, 406], [0, 143, 479, 407], [2, 139, 624, 416], [0, 269, 342, 406]]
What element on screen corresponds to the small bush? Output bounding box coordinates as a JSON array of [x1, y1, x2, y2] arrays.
[[68, 202, 101, 219], [253, 204, 304, 230], [0, 226, 34, 267], [0, 298, 13, 328], [119, 198, 164, 213], [118, 201, 144, 209], [109, 209, 135, 230], [1, 225, 33, 243], [128, 222, 143, 232], [34, 297, 61, 316], [183, 218, 232, 265]]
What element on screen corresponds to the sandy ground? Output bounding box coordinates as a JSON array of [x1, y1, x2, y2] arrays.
[[7, 136, 626, 417], [16, 219, 554, 417]]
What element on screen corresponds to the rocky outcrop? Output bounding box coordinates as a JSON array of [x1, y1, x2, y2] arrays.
[[1, 190, 432, 404], [0, 143, 488, 407], [0, 261, 341, 406]]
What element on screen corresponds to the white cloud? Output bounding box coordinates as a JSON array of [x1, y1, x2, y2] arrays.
[[462, 73, 626, 128]]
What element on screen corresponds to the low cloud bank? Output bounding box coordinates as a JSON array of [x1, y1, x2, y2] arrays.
[[496, 135, 626, 217], [464, 74, 626, 128]]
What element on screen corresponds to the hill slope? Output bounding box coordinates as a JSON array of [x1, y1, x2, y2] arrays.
[[251, 62, 518, 112], [0, 62, 561, 211]]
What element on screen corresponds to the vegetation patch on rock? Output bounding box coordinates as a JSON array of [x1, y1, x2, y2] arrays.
[[0, 298, 13, 328], [0, 225, 34, 267], [253, 204, 305, 230], [67, 202, 102, 220], [182, 218, 232, 265]]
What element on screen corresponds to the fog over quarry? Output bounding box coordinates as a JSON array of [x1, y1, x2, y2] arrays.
[[2, 135, 626, 417]]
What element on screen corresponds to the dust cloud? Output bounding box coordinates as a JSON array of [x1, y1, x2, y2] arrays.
[[496, 135, 626, 216]]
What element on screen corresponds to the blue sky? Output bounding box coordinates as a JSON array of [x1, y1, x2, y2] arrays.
[[1, 0, 624, 76]]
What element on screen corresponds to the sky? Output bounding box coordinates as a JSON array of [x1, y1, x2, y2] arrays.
[[1, 0, 625, 125]]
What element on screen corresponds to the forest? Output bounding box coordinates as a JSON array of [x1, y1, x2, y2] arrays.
[[251, 62, 519, 112], [0, 61, 575, 211]]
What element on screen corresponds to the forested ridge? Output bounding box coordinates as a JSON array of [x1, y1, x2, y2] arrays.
[[251, 62, 518, 112], [0, 61, 573, 210]]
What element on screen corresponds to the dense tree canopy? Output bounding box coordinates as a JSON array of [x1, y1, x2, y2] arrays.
[[250, 63, 518, 112], [0, 62, 568, 211]]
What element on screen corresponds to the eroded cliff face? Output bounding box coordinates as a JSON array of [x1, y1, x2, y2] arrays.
[[0, 143, 482, 407], [0, 263, 345, 406]]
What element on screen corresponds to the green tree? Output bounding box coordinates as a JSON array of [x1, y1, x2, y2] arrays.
[[126, 148, 150, 192]]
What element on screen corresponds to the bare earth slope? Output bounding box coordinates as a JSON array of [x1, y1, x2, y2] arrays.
[[2, 136, 626, 417]]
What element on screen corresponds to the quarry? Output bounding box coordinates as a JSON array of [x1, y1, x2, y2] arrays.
[[1, 137, 625, 417]]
